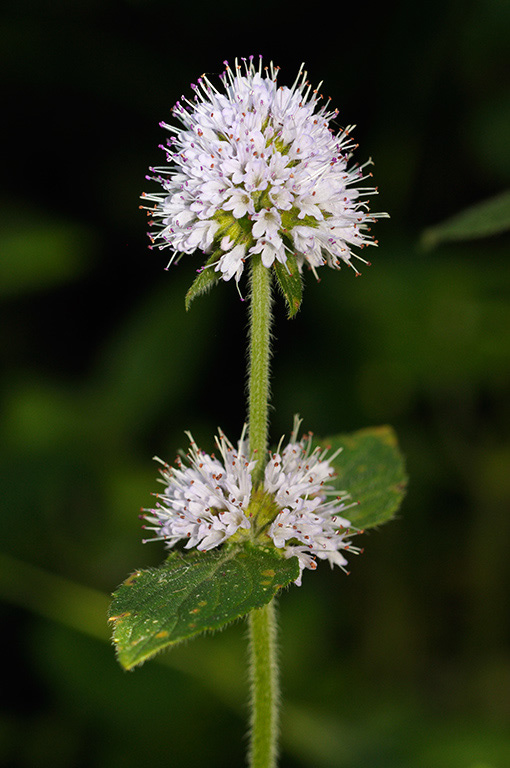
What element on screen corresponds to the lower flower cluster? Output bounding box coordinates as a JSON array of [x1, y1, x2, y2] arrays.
[[141, 422, 362, 584]]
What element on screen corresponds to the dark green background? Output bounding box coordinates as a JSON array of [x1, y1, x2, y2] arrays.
[[1, 1, 509, 766]]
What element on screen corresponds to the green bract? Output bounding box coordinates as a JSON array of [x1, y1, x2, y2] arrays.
[[185, 205, 320, 316]]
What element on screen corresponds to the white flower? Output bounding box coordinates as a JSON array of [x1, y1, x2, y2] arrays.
[[216, 239, 246, 281], [142, 57, 387, 283], [141, 420, 362, 584], [249, 234, 286, 268], [142, 428, 255, 552], [223, 188, 255, 219], [251, 207, 282, 239]]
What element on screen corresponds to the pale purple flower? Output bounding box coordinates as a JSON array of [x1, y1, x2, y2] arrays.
[[141, 421, 362, 585], [142, 57, 387, 283]]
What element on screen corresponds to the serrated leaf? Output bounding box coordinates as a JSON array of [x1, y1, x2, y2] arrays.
[[273, 252, 302, 318], [422, 190, 510, 248], [185, 251, 221, 310], [320, 426, 407, 529], [108, 544, 299, 670]]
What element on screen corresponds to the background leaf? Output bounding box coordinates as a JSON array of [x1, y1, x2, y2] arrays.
[[422, 190, 510, 247], [0, 209, 95, 297], [320, 426, 407, 530], [109, 544, 299, 670]]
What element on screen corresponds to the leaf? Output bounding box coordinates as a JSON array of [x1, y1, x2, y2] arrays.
[[320, 426, 407, 530], [422, 190, 510, 248], [273, 252, 302, 318], [185, 251, 222, 310], [108, 544, 299, 670]]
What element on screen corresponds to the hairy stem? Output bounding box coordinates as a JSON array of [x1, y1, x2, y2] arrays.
[[248, 601, 279, 768], [248, 254, 272, 485], [247, 256, 278, 768]]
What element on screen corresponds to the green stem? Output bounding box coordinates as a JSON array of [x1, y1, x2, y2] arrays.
[[247, 255, 278, 768], [248, 255, 272, 485], [248, 601, 279, 768]]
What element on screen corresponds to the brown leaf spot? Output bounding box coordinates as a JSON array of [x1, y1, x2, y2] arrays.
[[124, 571, 141, 586], [108, 611, 131, 623]]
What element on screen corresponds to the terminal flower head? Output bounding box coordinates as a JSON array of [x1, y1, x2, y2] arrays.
[[141, 422, 362, 585], [142, 57, 387, 289]]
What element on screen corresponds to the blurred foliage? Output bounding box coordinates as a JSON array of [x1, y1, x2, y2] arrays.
[[1, 0, 509, 766], [422, 191, 510, 248]]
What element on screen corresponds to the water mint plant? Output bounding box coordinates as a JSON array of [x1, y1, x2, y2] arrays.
[[110, 57, 406, 768]]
